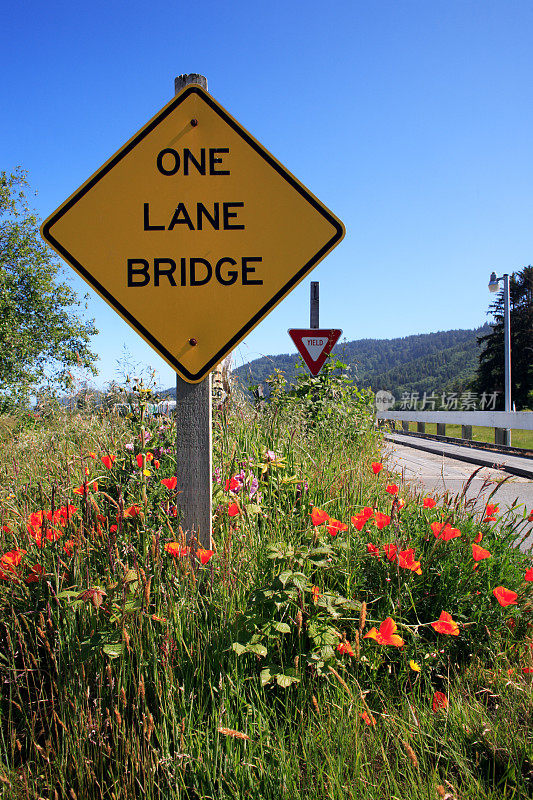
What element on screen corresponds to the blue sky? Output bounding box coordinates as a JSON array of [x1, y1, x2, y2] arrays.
[[2, 0, 532, 389]]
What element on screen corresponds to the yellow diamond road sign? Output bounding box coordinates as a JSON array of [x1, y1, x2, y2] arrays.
[[41, 85, 345, 383]]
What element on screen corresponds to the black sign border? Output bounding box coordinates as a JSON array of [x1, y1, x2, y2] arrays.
[[42, 86, 344, 382]]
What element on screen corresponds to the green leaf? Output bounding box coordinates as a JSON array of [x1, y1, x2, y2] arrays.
[[102, 642, 124, 659], [260, 668, 273, 686], [275, 673, 300, 687], [273, 622, 291, 634], [247, 643, 268, 657], [278, 570, 292, 586], [246, 504, 262, 515], [232, 642, 247, 656]]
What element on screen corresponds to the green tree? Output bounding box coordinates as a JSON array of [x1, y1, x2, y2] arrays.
[[0, 168, 98, 408], [475, 266, 533, 409]]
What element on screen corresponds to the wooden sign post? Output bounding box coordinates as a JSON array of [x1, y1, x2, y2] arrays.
[[174, 74, 212, 548]]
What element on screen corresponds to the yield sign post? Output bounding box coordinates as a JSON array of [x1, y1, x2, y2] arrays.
[[288, 329, 342, 376]]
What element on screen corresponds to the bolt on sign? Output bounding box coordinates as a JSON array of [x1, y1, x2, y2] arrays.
[[288, 329, 342, 376], [41, 84, 345, 383]]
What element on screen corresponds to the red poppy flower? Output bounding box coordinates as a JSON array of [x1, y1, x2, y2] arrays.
[[123, 504, 142, 518], [25, 563, 44, 584], [337, 641, 354, 656], [362, 507, 374, 519], [311, 507, 329, 526], [484, 504, 499, 522], [371, 462, 383, 475], [0, 549, 27, 575], [398, 548, 422, 574], [63, 540, 75, 557], [525, 568, 533, 582], [351, 513, 367, 530], [431, 611, 459, 636], [431, 522, 461, 541], [110, 524, 118, 533], [474, 531, 483, 544], [101, 455, 115, 470], [386, 484, 399, 495], [493, 586, 518, 607], [367, 542, 380, 558], [153, 459, 160, 469], [472, 544, 491, 562], [225, 476, 242, 492], [136, 454, 144, 468], [327, 518, 348, 536], [432, 691, 448, 712], [73, 481, 98, 496], [423, 497, 436, 508], [374, 512, 391, 530], [383, 543, 398, 562], [88, 452, 97, 459], [161, 477, 178, 491], [364, 617, 404, 647], [228, 502, 240, 517], [196, 548, 214, 565], [529, 510, 533, 522], [164, 542, 190, 557], [360, 710, 376, 726]]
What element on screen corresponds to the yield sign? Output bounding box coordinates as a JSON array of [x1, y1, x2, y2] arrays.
[[41, 84, 345, 383], [288, 329, 342, 376]]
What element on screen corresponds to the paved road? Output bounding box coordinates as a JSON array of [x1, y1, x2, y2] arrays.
[[384, 436, 533, 551]]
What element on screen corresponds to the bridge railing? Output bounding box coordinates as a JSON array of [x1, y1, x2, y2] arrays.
[[376, 410, 533, 446]]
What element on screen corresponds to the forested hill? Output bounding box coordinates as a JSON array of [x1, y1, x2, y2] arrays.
[[233, 325, 491, 398]]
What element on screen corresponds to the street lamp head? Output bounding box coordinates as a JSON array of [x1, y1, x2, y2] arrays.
[[488, 271, 500, 293]]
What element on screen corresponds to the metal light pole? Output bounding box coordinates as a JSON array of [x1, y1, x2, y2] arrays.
[[488, 271, 511, 445]]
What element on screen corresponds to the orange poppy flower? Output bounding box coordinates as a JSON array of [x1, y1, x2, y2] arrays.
[[196, 548, 214, 565], [432, 691, 448, 712], [431, 611, 459, 636], [25, 563, 44, 584], [351, 513, 367, 530], [484, 504, 499, 522], [225, 476, 242, 492], [311, 585, 320, 604], [472, 544, 491, 562], [529, 510, 533, 522], [374, 512, 391, 530], [164, 542, 190, 557], [398, 548, 422, 574], [311, 507, 329, 526], [101, 455, 115, 470], [474, 531, 483, 544], [153, 459, 160, 469], [364, 617, 404, 647], [63, 540, 75, 556], [431, 522, 461, 541], [228, 502, 240, 517], [383, 543, 398, 562], [360, 710, 376, 726], [327, 518, 348, 536], [73, 481, 98, 496], [371, 462, 383, 475], [88, 452, 97, 459], [161, 477, 178, 491], [136, 454, 144, 468], [337, 641, 354, 656], [525, 568, 533, 582], [123, 504, 142, 518], [493, 586, 518, 607], [423, 497, 436, 508], [367, 543, 380, 558], [386, 484, 399, 495]]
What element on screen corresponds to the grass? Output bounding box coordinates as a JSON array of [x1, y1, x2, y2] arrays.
[[399, 422, 533, 450], [0, 364, 532, 799]]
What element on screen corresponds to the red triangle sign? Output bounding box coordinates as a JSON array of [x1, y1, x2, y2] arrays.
[[288, 328, 342, 376]]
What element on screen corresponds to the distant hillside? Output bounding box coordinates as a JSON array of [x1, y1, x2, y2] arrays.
[[232, 325, 491, 400]]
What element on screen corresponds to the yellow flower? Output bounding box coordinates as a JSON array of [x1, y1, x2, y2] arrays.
[[143, 469, 152, 477], [409, 660, 421, 673]]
